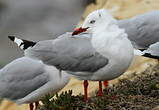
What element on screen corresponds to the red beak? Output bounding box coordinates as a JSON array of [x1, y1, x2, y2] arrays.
[[72, 27, 89, 36]]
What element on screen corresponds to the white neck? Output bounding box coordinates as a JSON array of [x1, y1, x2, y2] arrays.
[[91, 25, 133, 60]]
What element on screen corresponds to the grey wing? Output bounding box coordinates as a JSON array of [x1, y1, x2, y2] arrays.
[[118, 10, 159, 49], [25, 33, 109, 72], [0, 57, 49, 101]]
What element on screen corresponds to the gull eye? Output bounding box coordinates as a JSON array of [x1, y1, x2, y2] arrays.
[[89, 20, 96, 24]]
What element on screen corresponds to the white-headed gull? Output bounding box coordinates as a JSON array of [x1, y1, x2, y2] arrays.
[[8, 9, 134, 102], [73, 10, 159, 91], [118, 10, 159, 58], [0, 57, 70, 110]]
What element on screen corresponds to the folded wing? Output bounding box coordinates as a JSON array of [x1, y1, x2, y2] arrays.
[[25, 33, 109, 72], [0, 57, 49, 101]]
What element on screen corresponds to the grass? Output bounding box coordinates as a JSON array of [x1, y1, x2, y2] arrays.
[[37, 65, 159, 110]]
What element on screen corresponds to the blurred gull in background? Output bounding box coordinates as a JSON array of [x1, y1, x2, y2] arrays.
[[118, 10, 159, 59]]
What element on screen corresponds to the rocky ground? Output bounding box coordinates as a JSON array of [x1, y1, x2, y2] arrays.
[[38, 65, 159, 110]]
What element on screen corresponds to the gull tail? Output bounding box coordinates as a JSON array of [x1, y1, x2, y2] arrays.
[[142, 53, 159, 59], [8, 36, 36, 50], [141, 42, 159, 59], [134, 49, 159, 59], [134, 42, 159, 59]]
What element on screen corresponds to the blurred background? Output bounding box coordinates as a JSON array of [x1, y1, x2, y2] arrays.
[[0, 0, 95, 65], [0, 0, 159, 110]]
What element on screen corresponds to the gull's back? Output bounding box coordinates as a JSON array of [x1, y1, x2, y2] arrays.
[[118, 10, 159, 49]]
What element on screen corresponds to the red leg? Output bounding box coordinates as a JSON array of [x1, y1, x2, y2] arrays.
[[97, 81, 103, 96], [83, 80, 88, 102], [103, 80, 108, 88], [29, 103, 34, 110], [103, 80, 109, 94], [35, 101, 39, 110]]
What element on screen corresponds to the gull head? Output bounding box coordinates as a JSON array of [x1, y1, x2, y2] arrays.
[[72, 9, 117, 35]]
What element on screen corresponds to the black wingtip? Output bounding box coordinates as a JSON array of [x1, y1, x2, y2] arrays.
[[8, 36, 15, 41], [143, 53, 159, 59]]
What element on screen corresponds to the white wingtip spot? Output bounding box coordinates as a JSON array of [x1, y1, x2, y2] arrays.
[[19, 45, 24, 50], [14, 37, 23, 46]]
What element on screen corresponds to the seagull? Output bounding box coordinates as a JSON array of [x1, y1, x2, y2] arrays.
[[0, 57, 70, 110], [8, 9, 134, 102], [118, 10, 159, 58], [73, 10, 159, 90]]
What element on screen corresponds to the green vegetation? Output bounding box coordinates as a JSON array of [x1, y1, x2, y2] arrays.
[[37, 65, 159, 110]]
